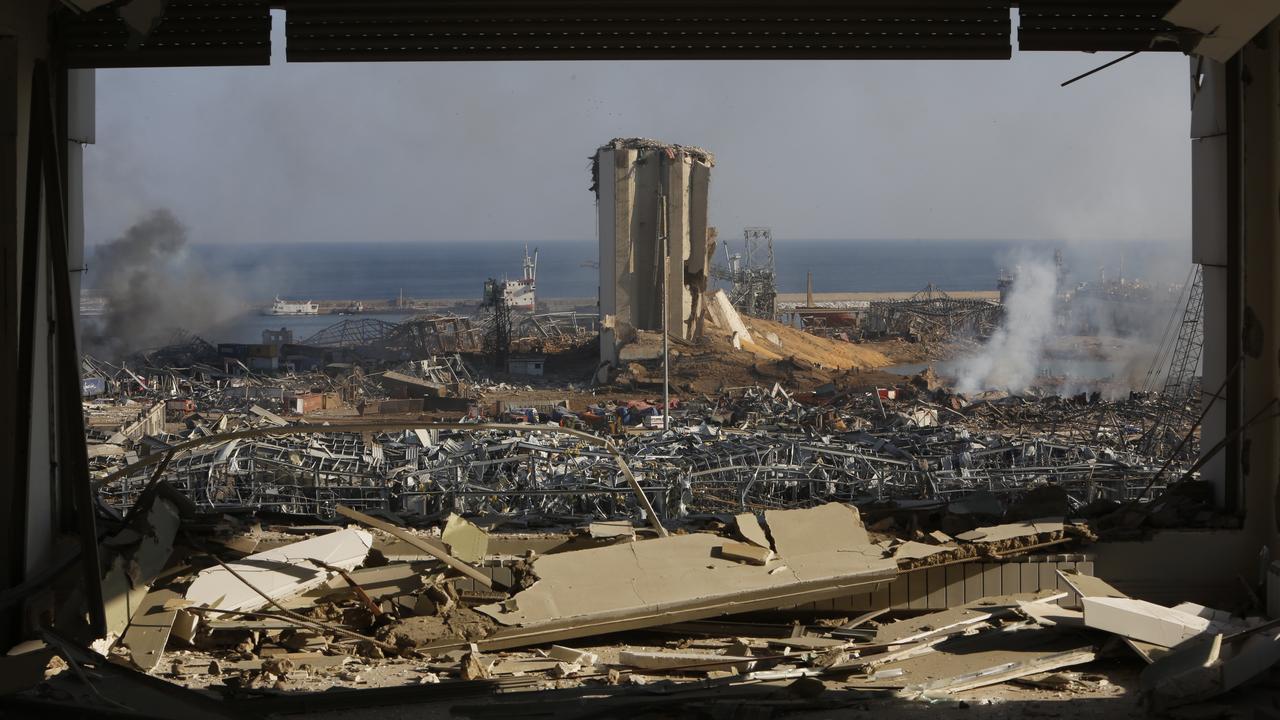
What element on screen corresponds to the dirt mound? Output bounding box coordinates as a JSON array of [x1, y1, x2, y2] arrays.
[[740, 316, 891, 370]]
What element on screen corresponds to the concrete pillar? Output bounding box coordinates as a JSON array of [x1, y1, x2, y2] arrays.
[[1239, 26, 1280, 554], [687, 160, 712, 276], [612, 147, 635, 336], [665, 154, 690, 339], [66, 69, 93, 343], [630, 152, 660, 329], [597, 148, 618, 367], [1190, 56, 1231, 507]]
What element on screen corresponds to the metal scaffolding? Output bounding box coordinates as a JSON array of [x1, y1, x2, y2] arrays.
[[711, 227, 778, 320]]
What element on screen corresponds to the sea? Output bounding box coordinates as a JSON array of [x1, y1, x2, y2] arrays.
[[84, 238, 1187, 344]]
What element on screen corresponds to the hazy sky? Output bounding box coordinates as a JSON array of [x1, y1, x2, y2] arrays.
[[85, 13, 1192, 246]]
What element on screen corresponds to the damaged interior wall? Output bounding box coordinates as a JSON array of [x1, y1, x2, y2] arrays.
[[1, 1, 102, 649], [1237, 22, 1280, 564], [594, 138, 713, 373], [1190, 15, 1280, 568]]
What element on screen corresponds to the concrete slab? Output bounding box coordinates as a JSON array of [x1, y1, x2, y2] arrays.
[[734, 513, 771, 550], [185, 528, 372, 613], [1083, 596, 1214, 647], [469, 503, 894, 652]]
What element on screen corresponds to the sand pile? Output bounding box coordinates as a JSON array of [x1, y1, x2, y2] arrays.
[[741, 315, 891, 370]]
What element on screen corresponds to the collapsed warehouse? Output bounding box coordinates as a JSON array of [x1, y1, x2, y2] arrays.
[[9, 3, 1280, 719]]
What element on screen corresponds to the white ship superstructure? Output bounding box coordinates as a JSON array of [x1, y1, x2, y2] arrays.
[[502, 245, 537, 312], [265, 296, 319, 315]]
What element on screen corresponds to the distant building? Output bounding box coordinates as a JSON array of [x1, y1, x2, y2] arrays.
[[263, 327, 293, 345], [507, 355, 545, 376]]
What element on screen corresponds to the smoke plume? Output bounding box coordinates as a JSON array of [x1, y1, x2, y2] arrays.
[[956, 256, 1059, 394], [83, 209, 243, 359]]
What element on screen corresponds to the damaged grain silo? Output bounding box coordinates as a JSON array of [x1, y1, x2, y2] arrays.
[[592, 138, 714, 374]]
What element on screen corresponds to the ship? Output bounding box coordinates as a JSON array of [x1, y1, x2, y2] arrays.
[[501, 245, 538, 312], [264, 296, 319, 316]]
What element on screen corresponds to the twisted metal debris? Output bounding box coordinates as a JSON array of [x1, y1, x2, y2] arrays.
[[92, 382, 1195, 521]]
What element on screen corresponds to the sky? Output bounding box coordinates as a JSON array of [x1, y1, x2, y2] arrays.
[[84, 11, 1192, 247]]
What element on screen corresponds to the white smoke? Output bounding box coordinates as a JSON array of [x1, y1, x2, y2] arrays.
[[956, 257, 1059, 394]]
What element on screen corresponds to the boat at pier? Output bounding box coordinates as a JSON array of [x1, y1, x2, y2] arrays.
[[264, 296, 319, 315]]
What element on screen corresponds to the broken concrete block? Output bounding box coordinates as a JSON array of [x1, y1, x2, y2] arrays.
[[101, 496, 182, 638], [470, 503, 894, 652], [734, 513, 771, 550], [954, 519, 1063, 543], [1017, 601, 1086, 628], [618, 649, 756, 673], [901, 648, 1097, 697], [587, 521, 636, 540], [891, 540, 953, 561], [1141, 624, 1280, 710], [461, 650, 491, 680], [550, 661, 582, 678], [442, 514, 489, 564], [547, 645, 599, 666], [764, 503, 869, 557], [1057, 569, 1126, 600], [170, 609, 198, 645], [118, 585, 182, 672], [185, 528, 373, 613], [1082, 596, 1214, 647], [719, 541, 774, 566], [336, 505, 493, 589]]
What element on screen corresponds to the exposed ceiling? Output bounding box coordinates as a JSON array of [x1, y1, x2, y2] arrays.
[[55, 0, 1196, 69]]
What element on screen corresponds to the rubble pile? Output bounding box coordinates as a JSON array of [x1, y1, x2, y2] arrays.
[[92, 370, 1201, 534], [11, 492, 1273, 717], [49, 321, 1259, 717]]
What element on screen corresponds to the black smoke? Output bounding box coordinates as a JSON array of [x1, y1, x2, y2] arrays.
[[83, 209, 242, 360]]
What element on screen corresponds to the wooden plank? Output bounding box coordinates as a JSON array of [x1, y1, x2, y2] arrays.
[[335, 504, 492, 588], [119, 585, 181, 672]]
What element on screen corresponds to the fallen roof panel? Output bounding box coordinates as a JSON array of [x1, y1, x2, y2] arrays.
[[461, 503, 896, 652]]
